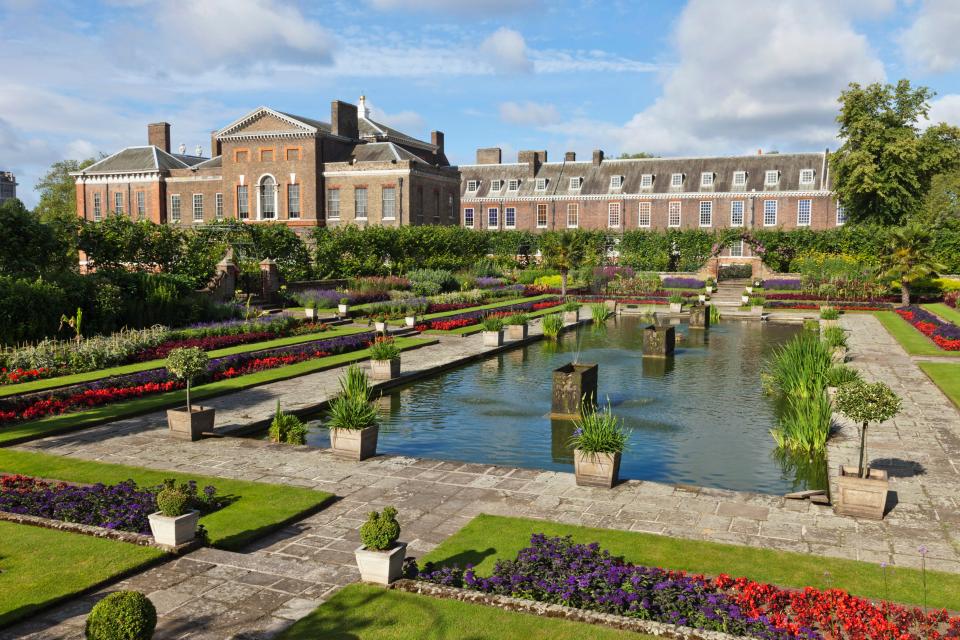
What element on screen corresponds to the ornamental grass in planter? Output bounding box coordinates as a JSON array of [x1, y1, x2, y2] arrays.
[[269, 400, 307, 445], [85, 591, 157, 640], [165, 347, 214, 441], [667, 293, 683, 313], [562, 301, 581, 323], [369, 337, 401, 380], [587, 302, 611, 325], [568, 401, 627, 488], [481, 315, 504, 347], [833, 380, 901, 520], [355, 506, 406, 585], [504, 313, 529, 340], [147, 479, 200, 547], [541, 313, 564, 341], [327, 365, 379, 460]]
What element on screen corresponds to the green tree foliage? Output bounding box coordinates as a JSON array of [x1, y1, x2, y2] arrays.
[[879, 224, 948, 305], [830, 79, 960, 225], [922, 168, 960, 224], [617, 152, 657, 159], [34, 157, 98, 264], [539, 231, 587, 295], [0, 198, 72, 278]]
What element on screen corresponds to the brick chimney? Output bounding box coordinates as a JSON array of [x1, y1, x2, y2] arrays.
[[148, 122, 171, 153], [210, 131, 222, 158], [518, 150, 547, 177], [476, 147, 501, 164], [331, 100, 358, 139], [592, 149, 604, 166], [564, 151, 576, 161], [431, 130, 444, 163]]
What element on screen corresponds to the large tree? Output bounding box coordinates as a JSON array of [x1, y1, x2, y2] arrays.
[[34, 157, 98, 263], [539, 231, 586, 296], [830, 80, 960, 226], [921, 168, 960, 224], [0, 198, 73, 278], [880, 224, 947, 305]]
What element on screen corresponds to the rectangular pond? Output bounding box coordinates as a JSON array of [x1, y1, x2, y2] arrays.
[[276, 315, 825, 494]]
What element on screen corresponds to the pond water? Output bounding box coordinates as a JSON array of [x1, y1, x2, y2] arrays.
[[279, 316, 826, 494]]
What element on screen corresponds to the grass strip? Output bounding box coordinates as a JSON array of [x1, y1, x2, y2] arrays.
[[275, 583, 652, 640], [873, 311, 960, 357], [0, 337, 432, 445], [923, 303, 960, 327], [0, 521, 165, 627], [918, 361, 960, 409], [390, 294, 554, 326], [420, 514, 960, 610], [0, 448, 332, 552], [0, 327, 367, 398]]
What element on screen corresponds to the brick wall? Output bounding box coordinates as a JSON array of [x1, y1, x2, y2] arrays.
[[77, 179, 165, 224]]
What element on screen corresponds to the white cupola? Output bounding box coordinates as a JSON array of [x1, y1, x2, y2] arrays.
[[358, 94, 369, 119]]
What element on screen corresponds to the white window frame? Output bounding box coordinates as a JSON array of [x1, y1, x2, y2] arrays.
[[326, 188, 340, 219], [491, 179, 503, 192], [487, 207, 499, 228], [607, 202, 621, 228], [257, 174, 277, 220], [114, 192, 123, 214], [836, 203, 847, 226], [504, 206, 516, 228], [764, 170, 779, 186], [700, 172, 714, 187], [569, 176, 582, 190], [797, 199, 812, 226], [535, 177, 547, 191], [668, 201, 681, 227], [354, 187, 368, 220], [640, 174, 653, 188], [464, 207, 474, 228], [610, 175, 623, 189], [729, 240, 744, 257], [799, 169, 815, 185], [507, 179, 520, 192], [192, 193, 203, 222], [566, 203, 578, 228], [237, 186, 249, 220], [287, 184, 301, 219], [136, 191, 145, 219], [733, 170, 747, 187], [93, 192, 102, 221], [536, 203, 548, 229], [170, 194, 181, 222], [670, 173, 684, 188], [730, 200, 744, 227], [638, 201, 651, 228], [763, 200, 778, 226], [699, 201, 713, 227], [215, 192, 223, 220], [466, 180, 479, 192], [382, 186, 396, 220]]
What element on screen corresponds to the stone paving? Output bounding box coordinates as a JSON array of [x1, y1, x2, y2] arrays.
[[5, 312, 960, 639]]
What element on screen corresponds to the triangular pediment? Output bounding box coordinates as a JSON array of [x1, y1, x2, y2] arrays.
[[216, 107, 317, 138]]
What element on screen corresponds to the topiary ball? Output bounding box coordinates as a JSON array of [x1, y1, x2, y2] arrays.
[[85, 591, 157, 640], [359, 506, 400, 551], [156, 486, 189, 517]]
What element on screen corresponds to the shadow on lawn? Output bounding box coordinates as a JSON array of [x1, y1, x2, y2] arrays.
[[426, 547, 496, 570]]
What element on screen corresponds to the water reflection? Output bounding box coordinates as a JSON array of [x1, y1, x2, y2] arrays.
[[550, 419, 577, 465]]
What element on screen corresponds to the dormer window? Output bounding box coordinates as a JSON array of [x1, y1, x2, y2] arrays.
[[507, 179, 520, 191], [733, 171, 747, 187], [765, 170, 780, 186], [467, 180, 479, 192], [610, 175, 623, 189], [671, 173, 684, 187], [535, 178, 547, 190], [799, 169, 815, 185], [640, 174, 653, 188], [700, 172, 714, 187], [491, 179, 503, 191], [569, 177, 582, 190]]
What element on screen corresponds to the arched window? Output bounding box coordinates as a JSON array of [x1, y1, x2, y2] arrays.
[[259, 175, 276, 219]]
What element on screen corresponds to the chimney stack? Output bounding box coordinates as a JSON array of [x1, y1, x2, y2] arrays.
[[592, 149, 604, 166], [564, 151, 576, 161], [148, 122, 171, 154], [331, 100, 359, 139], [518, 150, 547, 177], [431, 130, 445, 162], [210, 131, 222, 158], [476, 147, 502, 164]]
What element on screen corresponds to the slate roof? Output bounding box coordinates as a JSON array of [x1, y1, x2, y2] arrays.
[[278, 112, 332, 133], [349, 141, 430, 165], [359, 116, 432, 149], [460, 152, 830, 197], [77, 146, 204, 174]]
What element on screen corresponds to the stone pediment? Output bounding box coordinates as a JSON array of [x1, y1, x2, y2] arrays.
[[216, 107, 319, 139]]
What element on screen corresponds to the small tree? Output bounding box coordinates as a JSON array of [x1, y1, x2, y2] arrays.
[[540, 231, 586, 296], [834, 380, 902, 478], [165, 347, 209, 412], [880, 224, 947, 305]]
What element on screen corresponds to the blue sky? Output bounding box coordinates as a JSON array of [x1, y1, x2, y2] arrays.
[[2, 0, 959, 207]]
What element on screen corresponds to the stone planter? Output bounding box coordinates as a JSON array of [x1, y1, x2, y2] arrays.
[[745, 286, 753, 294], [642, 325, 675, 357], [751, 305, 764, 317], [506, 323, 528, 340], [304, 307, 317, 320], [573, 450, 621, 488], [148, 510, 200, 546], [551, 362, 598, 419], [563, 309, 580, 324], [330, 425, 378, 461], [370, 358, 400, 380], [668, 302, 682, 313], [374, 321, 387, 333], [835, 466, 888, 520], [705, 285, 713, 294], [355, 542, 407, 585], [741, 295, 750, 305], [166, 406, 215, 441], [404, 316, 418, 328], [482, 330, 504, 347], [689, 304, 710, 330], [832, 346, 847, 363], [603, 299, 618, 312], [338, 303, 350, 317], [698, 294, 707, 303]]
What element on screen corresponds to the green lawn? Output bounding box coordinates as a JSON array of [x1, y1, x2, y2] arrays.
[[0, 327, 367, 398], [420, 514, 960, 610], [0, 521, 165, 627], [0, 337, 433, 446], [276, 583, 652, 640], [919, 361, 960, 409], [873, 311, 960, 357], [0, 449, 333, 550], [923, 303, 960, 326]]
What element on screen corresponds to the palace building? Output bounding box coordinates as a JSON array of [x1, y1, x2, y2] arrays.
[[73, 97, 459, 231]]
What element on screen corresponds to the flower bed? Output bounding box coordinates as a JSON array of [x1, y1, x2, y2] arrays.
[[412, 534, 960, 640], [764, 301, 892, 311], [0, 368, 49, 385], [0, 474, 218, 535], [764, 292, 899, 303], [415, 299, 562, 332], [946, 291, 958, 309], [660, 276, 705, 289], [896, 306, 960, 351], [761, 279, 803, 290]]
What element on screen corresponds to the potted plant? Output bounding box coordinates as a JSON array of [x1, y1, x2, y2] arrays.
[[745, 285, 754, 294], [369, 336, 401, 380], [165, 347, 214, 441], [372, 314, 388, 334], [269, 400, 308, 445], [354, 506, 406, 585], [820, 306, 840, 329], [304, 299, 320, 320], [705, 278, 715, 294], [327, 365, 379, 460], [833, 381, 901, 519], [698, 293, 707, 303], [568, 401, 627, 488], [505, 313, 529, 340], [404, 314, 418, 328], [741, 294, 750, 305], [148, 479, 200, 546], [481, 315, 505, 346], [668, 293, 683, 314], [824, 325, 848, 363], [338, 297, 350, 317], [749, 296, 765, 316], [561, 300, 581, 323]]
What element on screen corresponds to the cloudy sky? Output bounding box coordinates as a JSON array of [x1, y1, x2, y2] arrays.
[[2, 0, 959, 207]]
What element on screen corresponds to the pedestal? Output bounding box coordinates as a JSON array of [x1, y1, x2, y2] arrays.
[[642, 325, 675, 357], [551, 363, 598, 419]]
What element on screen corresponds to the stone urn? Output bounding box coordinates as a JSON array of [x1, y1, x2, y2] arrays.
[[166, 406, 215, 441], [507, 323, 528, 340], [338, 303, 350, 317], [355, 542, 407, 585], [642, 325, 675, 357], [482, 330, 504, 347], [563, 309, 580, 324], [370, 358, 400, 381], [330, 425, 378, 461], [574, 450, 621, 488], [148, 510, 200, 546], [835, 466, 888, 520], [551, 362, 598, 419], [404, 316, 418, 328]]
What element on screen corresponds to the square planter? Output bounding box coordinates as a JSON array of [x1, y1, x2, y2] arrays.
[[404, 316, 418, 328], [642, 325, 675, 357], [355, 542, 407, 585], [741, 295, 750, 305], [705, 286, 714, 294], [563, 310, 580, 324], [148, 510, 200, 546], [832, 346, 847, 363], [751, 305, 764, 317], [834, 466, 888, 520], [338, 304, 350, 317], [330, 425, 379, 461], [745, 286, 753, 294], [551, 362, 598, 419], [374, 321, 387, 333], [371, 358, 400, 380], [482, 330, 504, 347], [166, 406, 215, 441], [698, 294, 707, 303], [669, 302, 682, 313], [507, 323, 528, 340], [304, 307, 317, 320], [574, 450, 621, 488]]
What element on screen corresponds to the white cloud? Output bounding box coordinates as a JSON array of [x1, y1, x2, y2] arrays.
[[499, 101, 561, 126], [899, 0, 960, 72], [367, 101, 427, 133], [368, 0, 538, 12], [480, 27, 533, 73], [927, 94, 960, 127]]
